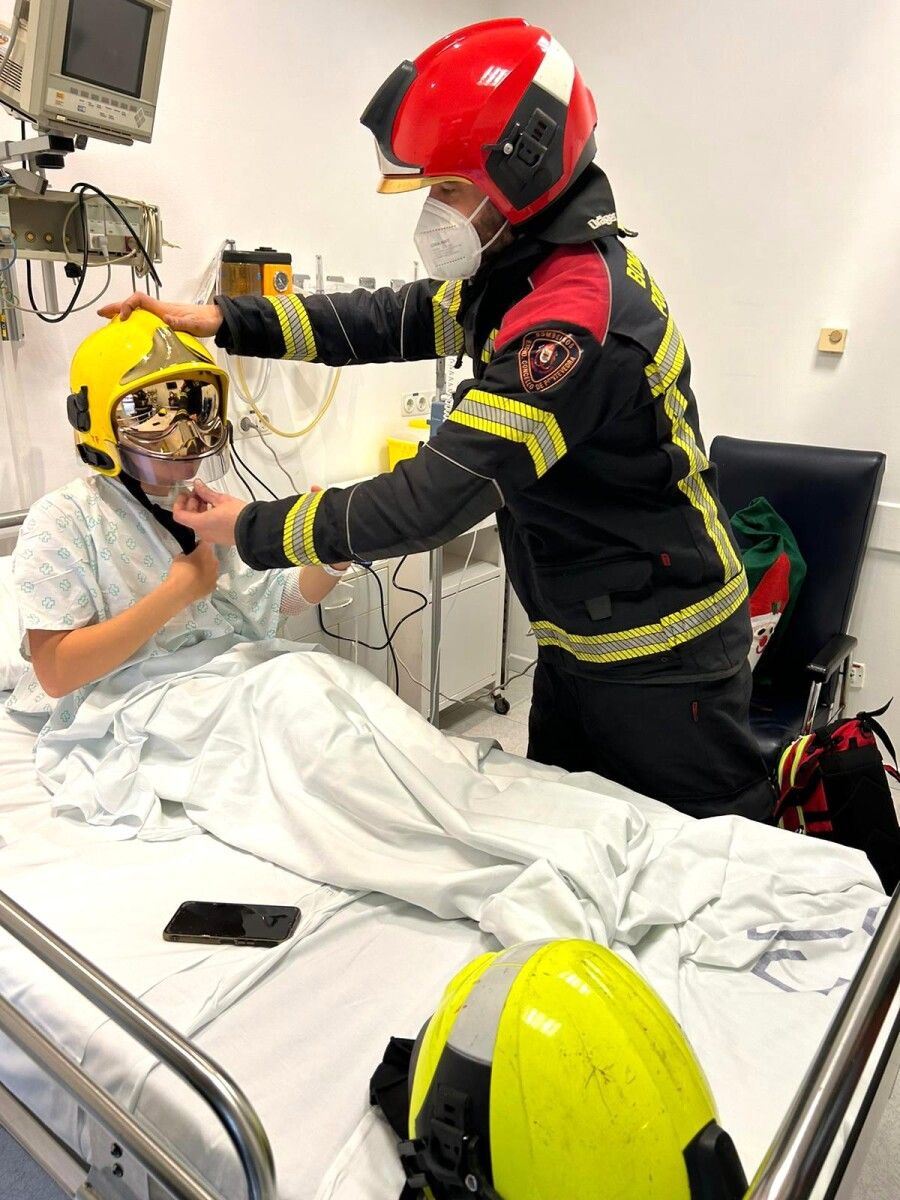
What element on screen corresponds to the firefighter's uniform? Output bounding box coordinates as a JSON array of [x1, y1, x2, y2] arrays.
[[215, 165, 773, 820]]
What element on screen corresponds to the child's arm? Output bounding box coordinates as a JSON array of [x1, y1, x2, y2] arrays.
[[29, 544, 219, 699], [298, 562, 352, 606]]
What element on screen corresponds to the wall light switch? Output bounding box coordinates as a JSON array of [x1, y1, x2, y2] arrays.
[[818, 327, 847, 354]]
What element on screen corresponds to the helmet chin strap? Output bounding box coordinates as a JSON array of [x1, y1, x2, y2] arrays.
[[116, 470, 198, 555]]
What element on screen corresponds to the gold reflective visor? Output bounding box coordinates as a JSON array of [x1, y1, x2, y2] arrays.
[[377, 174, 469, 194], [114, 374, 223, 451]]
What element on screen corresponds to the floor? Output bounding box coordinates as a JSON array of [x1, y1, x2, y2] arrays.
[[2, 669, 898, 1199], [0, 1127, 66, 1199]]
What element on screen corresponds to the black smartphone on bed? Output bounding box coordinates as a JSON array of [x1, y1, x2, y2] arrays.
[[163, 901, 301, 948]]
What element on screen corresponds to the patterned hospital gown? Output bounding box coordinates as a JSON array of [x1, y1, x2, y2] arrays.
[[7, 474, 291, 725]]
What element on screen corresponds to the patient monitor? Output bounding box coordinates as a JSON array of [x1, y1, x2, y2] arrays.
[[0, 0, 171, 145]]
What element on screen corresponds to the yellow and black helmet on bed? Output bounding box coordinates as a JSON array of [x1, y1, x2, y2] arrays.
[[392, 939, 747, 1200], [67, 310, 230, 486]]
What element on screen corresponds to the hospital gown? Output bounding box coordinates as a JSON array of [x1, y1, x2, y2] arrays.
[[7, 474, 292, 728]]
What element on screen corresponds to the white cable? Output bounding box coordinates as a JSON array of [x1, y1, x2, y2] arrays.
[[433, 530, 478, 673]]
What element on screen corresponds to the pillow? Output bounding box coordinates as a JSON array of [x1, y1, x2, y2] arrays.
[[0, 555, 26, 690]]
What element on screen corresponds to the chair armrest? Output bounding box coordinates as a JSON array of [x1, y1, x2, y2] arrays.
[[807, 633, 857, 682]]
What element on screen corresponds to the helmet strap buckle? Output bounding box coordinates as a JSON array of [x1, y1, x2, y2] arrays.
[[401, 1087, 500, 1199]]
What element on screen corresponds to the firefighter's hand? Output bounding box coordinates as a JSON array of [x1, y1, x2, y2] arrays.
[[174, 480, 247, 545], [98, 293, 223, 339]]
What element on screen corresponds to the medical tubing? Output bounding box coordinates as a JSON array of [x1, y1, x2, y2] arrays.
[[238, 363, 342, 439], [0, 889, 277, 1200], [231, 355, 272, 406]]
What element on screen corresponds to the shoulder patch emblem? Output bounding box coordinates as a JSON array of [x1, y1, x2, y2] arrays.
[[518, 329, 582, 393]]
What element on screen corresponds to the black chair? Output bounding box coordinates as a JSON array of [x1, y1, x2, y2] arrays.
[[710, 436, 885, 769]]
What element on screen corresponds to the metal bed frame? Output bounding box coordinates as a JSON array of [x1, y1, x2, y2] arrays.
[[0, 880, 897, 1200], [2, 503, 899, 1198]]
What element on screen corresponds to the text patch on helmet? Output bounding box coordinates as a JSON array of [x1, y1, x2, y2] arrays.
[[518, 330, 582, 393]]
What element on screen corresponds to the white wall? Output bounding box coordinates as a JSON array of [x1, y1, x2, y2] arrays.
[[1, 1, 898, 737], [0, 0, 485, 514], [507, 0, 900, 737]]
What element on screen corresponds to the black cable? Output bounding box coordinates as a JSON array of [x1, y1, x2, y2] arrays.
[[226, 439, 256, 500], [315, 557, 432, 696], [228, 428, 278, 499], [69, 181, 162, 287], [316, 563, 401, 692], [25, 191, 90, 323]]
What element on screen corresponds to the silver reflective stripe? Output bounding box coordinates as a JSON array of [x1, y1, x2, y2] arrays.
[[455, 395, 562, 474], [433, 280, 464, 357], [533, 570, 749, 664], [645, 317, 684, 396], [447, 941, 550, 1065]]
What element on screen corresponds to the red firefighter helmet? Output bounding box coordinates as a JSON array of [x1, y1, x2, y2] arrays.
[[360, 18, 597, 224]]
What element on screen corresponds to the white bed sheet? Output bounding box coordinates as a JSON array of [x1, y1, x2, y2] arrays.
[[0, 700, 887, 1200], [0, 698, 495, 1200]]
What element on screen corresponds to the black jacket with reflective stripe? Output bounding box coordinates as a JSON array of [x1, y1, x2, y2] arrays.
[[216, 166, 750, 681]]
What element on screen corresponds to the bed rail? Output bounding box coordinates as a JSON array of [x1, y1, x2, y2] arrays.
[[0, 888, 276, 1200], [0, 508, 27, 532], [745, 883, 900, 1199]]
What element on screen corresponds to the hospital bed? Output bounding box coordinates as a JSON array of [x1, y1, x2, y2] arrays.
[[1, 511, 899, 1200]]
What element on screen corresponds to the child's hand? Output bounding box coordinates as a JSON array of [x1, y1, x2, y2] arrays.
[[165, 543, 220, 606], [174, 480, 247, 546]]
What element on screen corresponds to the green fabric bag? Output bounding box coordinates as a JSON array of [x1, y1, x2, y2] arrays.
[[730, 496, 807, 670]]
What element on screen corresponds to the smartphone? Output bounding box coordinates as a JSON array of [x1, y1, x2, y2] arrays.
[[163, 901, 301, 948]]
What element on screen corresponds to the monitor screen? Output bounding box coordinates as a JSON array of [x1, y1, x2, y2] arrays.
[[62, 0, 153, 99]]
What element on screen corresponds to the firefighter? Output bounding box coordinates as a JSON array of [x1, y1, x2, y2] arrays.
[[101, 18, 773, 821]]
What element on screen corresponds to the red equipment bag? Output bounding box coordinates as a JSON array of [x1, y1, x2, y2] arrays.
[[775, 701, 900, 892]]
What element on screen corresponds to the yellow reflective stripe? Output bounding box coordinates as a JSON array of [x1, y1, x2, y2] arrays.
[[790, 734, 816, 788], [448, 388, 567, 478], [777, 741, 795, 789], [481, 327, 500, 364], [664, 385, 742, 577], [532, 570, 748, 664], [432, 280, 465, 357], [281, 490, 324, 565], [266, 295, 317, 362], [644, 310, 741, 580], [645, 315, 685, 396]]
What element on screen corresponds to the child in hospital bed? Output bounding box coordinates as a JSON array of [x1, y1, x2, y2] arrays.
[[7, 311, 347, 729]]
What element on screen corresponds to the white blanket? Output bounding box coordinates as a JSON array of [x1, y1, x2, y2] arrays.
[[29, 638, 889, 1179]]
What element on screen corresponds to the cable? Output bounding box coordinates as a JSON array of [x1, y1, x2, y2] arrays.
[[60, 201, 133, 268], [316, 562, 401, 692], [12, 261, 111, 317], [255, 428, 301, 493], [237, 360, 341, 439], [227, 453, 256, 501], [433, 532, 478, 674], [24, 191, 90, 323], [0, 237, 16, 273], [68, 182, 161, 286], [227, 425, 278, 499]]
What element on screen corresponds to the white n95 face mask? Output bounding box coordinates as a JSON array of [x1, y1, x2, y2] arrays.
[[414, 196, 508, 281]]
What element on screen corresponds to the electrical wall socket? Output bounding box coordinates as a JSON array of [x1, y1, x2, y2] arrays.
[[401, 392, 430, 416], [848, 661, 866, 689]]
